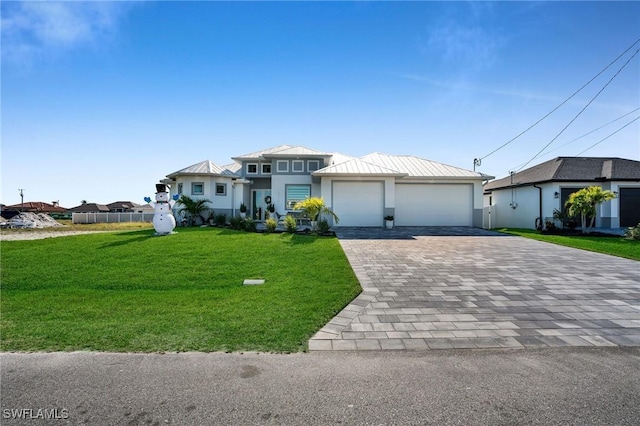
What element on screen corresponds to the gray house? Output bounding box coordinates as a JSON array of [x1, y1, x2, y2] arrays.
[[483, 157, 640, 229]]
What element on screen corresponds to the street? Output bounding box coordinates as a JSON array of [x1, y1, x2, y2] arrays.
[[2, 348, 639, 425]]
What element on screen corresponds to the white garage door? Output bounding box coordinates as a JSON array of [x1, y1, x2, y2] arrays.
[[333, 181, 384, 227], [395, 184, 472, 226]]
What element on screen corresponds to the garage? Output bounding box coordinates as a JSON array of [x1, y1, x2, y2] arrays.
[[619, 187, 640, 227], [395, 183, 472, 226], [332, 181, 384, 227]]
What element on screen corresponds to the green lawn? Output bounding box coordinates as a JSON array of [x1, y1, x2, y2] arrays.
[[0, 228, 361, 352], [497, 228, 640, 261]]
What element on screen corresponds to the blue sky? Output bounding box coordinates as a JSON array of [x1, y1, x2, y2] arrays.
[[2, 1, 639, 208]]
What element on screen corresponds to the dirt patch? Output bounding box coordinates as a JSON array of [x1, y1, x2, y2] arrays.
[[0, 230, 110, 241]]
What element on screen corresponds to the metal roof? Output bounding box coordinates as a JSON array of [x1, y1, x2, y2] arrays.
[[231, 145, 294, 161], [484, 157, 640, 191], [313, 158, 407, 176], [362, 152, 489, 179], [262, 145, 331, 158], [167, 160, 238, 178]]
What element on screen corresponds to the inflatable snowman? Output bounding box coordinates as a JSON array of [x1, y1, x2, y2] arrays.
[[145, 183, 179, 235]]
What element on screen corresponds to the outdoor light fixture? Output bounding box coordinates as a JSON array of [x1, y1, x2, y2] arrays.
[[554, 192, 559, 199]]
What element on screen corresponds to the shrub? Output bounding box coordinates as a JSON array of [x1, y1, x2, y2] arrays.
[[316, 219, 331, 235], [229, 216, 243, 230], [214, 213, 227, 226], [624, 223, 640, 240], [243, 218, 257, 232], [284, 215, 297, 234], [264, 217, 278, 233]]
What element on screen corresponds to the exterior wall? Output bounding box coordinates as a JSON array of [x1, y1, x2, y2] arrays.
[[485, 181, 625, 229], [486, 185, 543, 229], [170, 175, 235, 218], [270, 174, 320, 213]]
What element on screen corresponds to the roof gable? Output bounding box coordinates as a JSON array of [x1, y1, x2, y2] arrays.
[[261, 145, 331, 158], [167, 160, 237, 178], [231, 145, 294, 161]]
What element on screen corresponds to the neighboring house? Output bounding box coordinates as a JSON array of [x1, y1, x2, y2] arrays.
[[68, 203, 110, 213], [3, 201, 67, 215], [483, 157, 640, 230], [107, 201, 140, 213], [133, 203, 155, 214], [163, 145, 492, 227]]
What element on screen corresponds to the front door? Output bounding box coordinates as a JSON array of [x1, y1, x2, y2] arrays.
[[252, 190, 271, 220]]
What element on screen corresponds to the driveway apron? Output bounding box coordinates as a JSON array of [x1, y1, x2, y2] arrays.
[[309, 227, 640, 351]]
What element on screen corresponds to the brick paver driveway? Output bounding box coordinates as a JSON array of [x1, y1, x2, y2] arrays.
[[309, 227, 640, 351]]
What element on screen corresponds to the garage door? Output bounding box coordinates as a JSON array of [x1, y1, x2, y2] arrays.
[[332, 181, 384, 227], [620, 187, 640, 227], [395, 184, 472, 226]]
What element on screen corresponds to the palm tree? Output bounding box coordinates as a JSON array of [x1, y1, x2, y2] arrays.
[[176, 195, 211, 226], [293, 197, 339, 230], [565, 186, 616, 234]]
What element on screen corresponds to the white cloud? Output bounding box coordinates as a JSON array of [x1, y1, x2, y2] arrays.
[[427, 23, 502, 70], [1, 1, 130, 63]]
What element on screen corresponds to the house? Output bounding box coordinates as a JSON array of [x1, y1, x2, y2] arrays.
[[107, 201, 140, 213], [68, 203, 110, 213], [483, 157, 640, 230], [163, 145, 492, 227], [3, 201, 67, 215]]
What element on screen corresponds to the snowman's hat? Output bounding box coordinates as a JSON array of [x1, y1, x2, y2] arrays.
[[156, 183, 169, 193]]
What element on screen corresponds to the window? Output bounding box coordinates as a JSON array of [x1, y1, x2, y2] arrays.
[[308, 160, 320, 172], [292, 160, 304, 173], [191, 182, 204, 195], [247, 163, 258, 174], [277, 160, 289, 173], [177, 183, 183, 195], [286, 185, 311, 209], [215, 183, 227, 196], [261, 163, 272, 174]]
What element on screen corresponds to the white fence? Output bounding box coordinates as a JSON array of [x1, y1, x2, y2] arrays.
[[72, 212, 155, 224], [483, 205, 495, 229]]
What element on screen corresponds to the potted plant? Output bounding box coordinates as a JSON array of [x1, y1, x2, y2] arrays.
[[239, 203, 247, 219], [384, 215, 394, 229]]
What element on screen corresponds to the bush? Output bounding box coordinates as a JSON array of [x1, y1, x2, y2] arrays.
[[243, 218, 257, 232], [229, 216, 243, 230], [624, 223, 640, 240], [284, 215, 297, 234], [316, 219, 331, 234], [264, 217, 278, 233], [214, 213, 227, 227]]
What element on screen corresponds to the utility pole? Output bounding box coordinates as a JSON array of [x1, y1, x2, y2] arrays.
[[18, 188, 25, 212]]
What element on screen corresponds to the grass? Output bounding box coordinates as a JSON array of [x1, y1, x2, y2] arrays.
[[497, 228, 640, 261], [0, 227, 361, 352]]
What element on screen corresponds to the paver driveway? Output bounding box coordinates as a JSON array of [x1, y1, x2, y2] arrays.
[[309, 227, 640, 351]]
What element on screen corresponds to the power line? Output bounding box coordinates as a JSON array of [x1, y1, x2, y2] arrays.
[[507, 107, 640, 170], [539, 107, 640, 156], [476, 37, 640, 164], [575, 115, 640, 156], [517, 48, 640, 171]]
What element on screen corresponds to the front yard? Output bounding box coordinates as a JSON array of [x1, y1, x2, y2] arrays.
[[0, 228, 361, 352], [497, 228, 640, 261]]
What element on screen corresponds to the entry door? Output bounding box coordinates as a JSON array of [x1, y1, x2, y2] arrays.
[[252, 190, 271, 220], [620, 188, 640, 227]]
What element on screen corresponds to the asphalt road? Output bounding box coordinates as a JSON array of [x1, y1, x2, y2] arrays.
[[2, 348, 640, 425]]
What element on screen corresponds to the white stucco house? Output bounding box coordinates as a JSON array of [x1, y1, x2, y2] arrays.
[[483, 157, 640, 230], [162, 145, 493, 227]]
